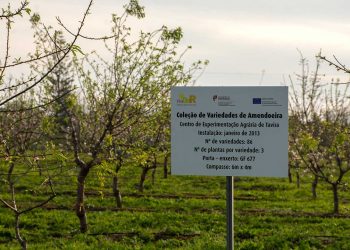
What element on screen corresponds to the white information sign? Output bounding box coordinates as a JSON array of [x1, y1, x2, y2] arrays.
[[171, 86, 288, 177]]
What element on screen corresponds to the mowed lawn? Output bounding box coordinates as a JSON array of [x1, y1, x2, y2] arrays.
[[1, 163, 350, 249]]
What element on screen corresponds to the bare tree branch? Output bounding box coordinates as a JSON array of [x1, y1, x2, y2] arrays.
[[0, 1, 29, 19], [0, 197, 16, 211], [0, 0, 94, 107]]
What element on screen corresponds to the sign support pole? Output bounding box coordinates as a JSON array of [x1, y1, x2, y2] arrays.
[[226, 176, 234, 250]]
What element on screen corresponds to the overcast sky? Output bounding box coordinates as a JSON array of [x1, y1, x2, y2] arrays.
[[4, 0, 350, 85]]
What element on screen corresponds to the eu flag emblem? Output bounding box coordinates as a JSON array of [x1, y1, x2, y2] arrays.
[[253, 98, 261, 104]]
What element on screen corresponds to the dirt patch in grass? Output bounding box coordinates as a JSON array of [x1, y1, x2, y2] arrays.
[[154, 231, 200, 241], [86, 231, 200, 242], [56, 190, 222, 200], [238, 208, 350, 218], [34, 204, 223, 214], [236, 184, 289, 191]]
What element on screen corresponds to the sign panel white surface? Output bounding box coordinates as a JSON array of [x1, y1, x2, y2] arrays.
[[171, 86, 288, 177]]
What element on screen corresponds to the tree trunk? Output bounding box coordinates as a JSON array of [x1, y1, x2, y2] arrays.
[[332, 183, 339, 214], [15, 213, 27, 250], [151, 158, 157, 185], [311, 174, 318, 199], [113, 174, 122, 208], [151, 167, 156, 185], [139, 167, 149, 193], [163, 155, 168, 179], [288, 165, 292, 183], [75, 167, 90, 233], [296, 171, 300, 189], [7, 162, 15, 186], [37, 161, 42, 176]]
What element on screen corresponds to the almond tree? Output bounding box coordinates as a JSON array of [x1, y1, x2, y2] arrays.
[[64, 0, 205, 232], [0, 94, 56, 250], [289, 51, 323, 198], [139, 101, 170, 190], [99, 128, 132, 208], [132, 111, 166, 193], [296, 109, 350, 214], [290, 52, 350, 213]]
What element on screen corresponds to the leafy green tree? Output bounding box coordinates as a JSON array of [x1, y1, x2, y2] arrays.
[[30, 26, 75, 147], [137, 102, 170, 191], [0, 94, 56, 250], [131, 113, 163, 193], [99, 130, 132, 208], [65, 0, 206, 233]]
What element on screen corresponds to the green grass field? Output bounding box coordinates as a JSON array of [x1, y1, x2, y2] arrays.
[[1, 163, 350, 249]]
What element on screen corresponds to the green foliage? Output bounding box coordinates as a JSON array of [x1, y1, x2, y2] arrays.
[[29, 12, 40, 26], [41, 116, 56, 136], [24, 7, 31, 15], [125, 0, 145, 19], [299, 132, 319, 152], [104, 134, 113, 148], [161, 26, 183, 44], [71, 44, 85, 56], [335, 131, 347, 147]]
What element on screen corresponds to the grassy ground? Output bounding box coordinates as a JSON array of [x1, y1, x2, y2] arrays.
[[1, 162, 350, 249]]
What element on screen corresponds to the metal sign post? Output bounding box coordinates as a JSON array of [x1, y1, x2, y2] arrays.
[[226, 176, 234, 250]]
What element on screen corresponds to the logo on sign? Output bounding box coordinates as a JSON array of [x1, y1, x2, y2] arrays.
[[177, 93, 196, 105], [252, 97, 281, 106], [213, 95, 234, 106]]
